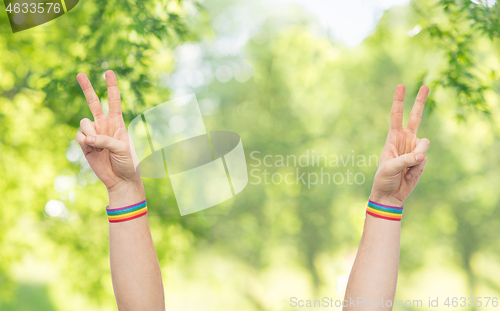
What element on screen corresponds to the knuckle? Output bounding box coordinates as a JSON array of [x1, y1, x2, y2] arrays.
[[108, 92, 120, 100], [88, 95, 99, 104], [391, 111, 403, 118], [411, 111, 422, 119]]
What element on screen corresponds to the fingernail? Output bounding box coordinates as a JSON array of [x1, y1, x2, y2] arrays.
[[415, 154, 423, 162], [88, 136, 95, 144], [406, 173, 412, 179], [87, 146, 93, 152]]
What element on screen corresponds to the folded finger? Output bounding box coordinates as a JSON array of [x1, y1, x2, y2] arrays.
[[80, 118, 97, 135], [85, 135, 128, 155], [77, 73, 104, 119], [80, 118, 103, 152], [76, 131, 93, 153], [385, 152, 425, 175], [413, 138, 430, 155], [406, 156, 428, 180]]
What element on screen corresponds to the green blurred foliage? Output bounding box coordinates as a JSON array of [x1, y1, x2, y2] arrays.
[[420, 0, 500, 116], [0, 0, 500, 310]]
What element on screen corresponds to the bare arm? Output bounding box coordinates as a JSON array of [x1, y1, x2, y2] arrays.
[[107, 181, 164, 310], [75, 71, 165, 311], [343, 85, 430, 310]]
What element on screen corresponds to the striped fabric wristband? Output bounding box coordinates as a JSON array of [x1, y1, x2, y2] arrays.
[[366, 200, 403, 221], [106, 200, 147, 223]]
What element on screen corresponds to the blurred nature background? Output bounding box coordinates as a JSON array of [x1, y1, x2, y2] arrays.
[[1, 0, 500, 310]]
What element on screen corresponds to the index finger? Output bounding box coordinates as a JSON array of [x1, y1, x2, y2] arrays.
[[77, 73, 104, 119], [105, 70, 122, 114], [390, 84, 406, 130], [406, 86, 429, 134]]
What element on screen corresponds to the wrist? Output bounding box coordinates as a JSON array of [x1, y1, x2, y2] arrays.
[[369, 192, 403, 207], [367, 195, 404, 222], [107, 177, 145, 209]]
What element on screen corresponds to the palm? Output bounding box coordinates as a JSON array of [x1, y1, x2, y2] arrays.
[[87, 115, 128, 186], [381, 130, 419, 198], [76, 71, 135, 190], [372, 85, 430, 205]]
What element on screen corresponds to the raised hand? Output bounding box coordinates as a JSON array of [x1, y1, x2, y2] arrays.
[[370, 84, 430, 207], [76, 71, 164, 311], [75, 70, 140, 193]]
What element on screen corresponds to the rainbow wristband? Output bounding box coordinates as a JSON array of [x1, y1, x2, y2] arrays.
[[366, 200, 403, 221], [106, 200, 147, 223]]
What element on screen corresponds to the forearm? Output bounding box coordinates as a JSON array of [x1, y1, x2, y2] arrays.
[[343, 84, 429, 310], [343, 198, 402, 310], [76, 71, 165, 310], [108, 179, 165, 311]]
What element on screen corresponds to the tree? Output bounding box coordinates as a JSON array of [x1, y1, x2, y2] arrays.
[[420, 0, 500, 117]]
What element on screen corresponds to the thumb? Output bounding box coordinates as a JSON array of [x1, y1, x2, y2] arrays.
[[85, 135, 128, 154], [385, 152, 425, 175]]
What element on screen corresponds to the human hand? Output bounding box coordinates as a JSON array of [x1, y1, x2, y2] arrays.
[[75, 70, 141, 196], [370, 85, 430, 207]]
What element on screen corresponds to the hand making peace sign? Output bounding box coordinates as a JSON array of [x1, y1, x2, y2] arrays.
[[75, 70, 140, 193], [370, 84, 431, 207]]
